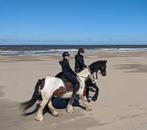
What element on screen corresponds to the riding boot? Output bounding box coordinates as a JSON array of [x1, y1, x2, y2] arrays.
[[70, 83, 78, 105]]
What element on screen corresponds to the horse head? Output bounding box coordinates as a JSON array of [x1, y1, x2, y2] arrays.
[[88, 60, 107, 79], [99, 60, 107, 76]]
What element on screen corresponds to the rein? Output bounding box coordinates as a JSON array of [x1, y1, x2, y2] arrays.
[[78, 75, 88, 78]]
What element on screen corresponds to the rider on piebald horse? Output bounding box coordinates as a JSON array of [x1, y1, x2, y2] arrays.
[[59, 51, 79, 105]]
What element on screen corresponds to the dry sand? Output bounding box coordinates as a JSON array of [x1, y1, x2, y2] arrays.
[[0, 51, 147, 130]]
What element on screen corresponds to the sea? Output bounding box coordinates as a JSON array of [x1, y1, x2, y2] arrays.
[[0, 45, 147, 56]]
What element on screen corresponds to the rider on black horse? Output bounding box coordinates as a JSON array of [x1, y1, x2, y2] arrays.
[[75, 48, 99, 102], [59, 51, 79, 105], [75, 48, 87, 73]]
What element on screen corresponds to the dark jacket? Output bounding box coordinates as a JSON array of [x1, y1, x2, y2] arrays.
[[59, 58, 76, 76], [75, 53, 87, 72]]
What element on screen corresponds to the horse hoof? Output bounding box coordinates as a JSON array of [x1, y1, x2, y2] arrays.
[[35, 116, 43, 121], [52, 111, 59, 117], [66, 108, 74, 113], [85, 106, 92, 111], [86, 108, 92, 111], [66, 107, 74, 113], [66, 104, 74, 113], [66, 109, 73, 113], [92, 98, 97, 102]]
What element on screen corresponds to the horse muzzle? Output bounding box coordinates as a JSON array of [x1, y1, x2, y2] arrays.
[[102, 72, 106, 76]]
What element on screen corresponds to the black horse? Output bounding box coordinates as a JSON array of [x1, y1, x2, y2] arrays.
[[86, 60, 107, 101], [89, 60, 107, 78]]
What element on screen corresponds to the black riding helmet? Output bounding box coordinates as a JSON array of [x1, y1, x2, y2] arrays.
[[78, 48, 85, 54], [62, 51, 70, 57]]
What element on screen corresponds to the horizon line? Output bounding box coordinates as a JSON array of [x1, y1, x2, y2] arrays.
[[0, 44, 147, 46]]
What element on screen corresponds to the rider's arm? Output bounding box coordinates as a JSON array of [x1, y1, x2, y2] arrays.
[[67, 63, 77, 76]]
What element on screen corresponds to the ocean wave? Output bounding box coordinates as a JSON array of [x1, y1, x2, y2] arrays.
[[97, 48, 147, 52], [0, 49, 78, 56], [0, 48, 147, 56]]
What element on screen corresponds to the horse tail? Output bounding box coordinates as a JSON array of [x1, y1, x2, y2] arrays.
[[20, 78, 45, 111]]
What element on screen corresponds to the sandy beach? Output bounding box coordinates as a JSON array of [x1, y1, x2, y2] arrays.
[[1, 51, 147, 130]]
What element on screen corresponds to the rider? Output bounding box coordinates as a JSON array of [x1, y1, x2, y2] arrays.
[[75, 48, 91, 102], [59, 51, 78, 104], [75, 48, 87, 73]]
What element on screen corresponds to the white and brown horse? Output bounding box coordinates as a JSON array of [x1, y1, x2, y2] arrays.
[[21, 68, 93, 121]]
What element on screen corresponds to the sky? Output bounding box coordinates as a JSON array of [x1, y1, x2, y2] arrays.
[[0, 0, 147, 45]]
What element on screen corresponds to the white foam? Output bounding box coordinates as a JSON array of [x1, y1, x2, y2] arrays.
[[0, 48, 147, 56]]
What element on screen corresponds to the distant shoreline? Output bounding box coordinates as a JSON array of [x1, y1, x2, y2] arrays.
[[1, 44, 147, 56], [1, 44, 147, 47]]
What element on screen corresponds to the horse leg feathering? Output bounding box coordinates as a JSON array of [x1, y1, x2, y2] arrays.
[[47, 100, 59, 117], [35, 93, 49, 121], [20, 78, 45, 111]]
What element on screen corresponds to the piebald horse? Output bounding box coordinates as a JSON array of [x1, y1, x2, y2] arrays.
[[21, 68, 93, 121]]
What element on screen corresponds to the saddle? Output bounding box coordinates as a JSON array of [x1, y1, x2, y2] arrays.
[[53, 72, 73, 97], [54, 72, 86, 99], [55, 72, 80, 91], [55, 72, 70, 82]]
